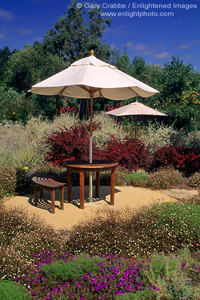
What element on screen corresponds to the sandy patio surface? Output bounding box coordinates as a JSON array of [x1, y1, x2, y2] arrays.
[[3, 186, 198, 231]]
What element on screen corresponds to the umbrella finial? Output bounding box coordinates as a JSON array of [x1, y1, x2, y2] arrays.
[[90, 50, 94, 56]]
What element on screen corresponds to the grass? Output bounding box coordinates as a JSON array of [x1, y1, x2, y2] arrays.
[[125, 169, 149, 186]]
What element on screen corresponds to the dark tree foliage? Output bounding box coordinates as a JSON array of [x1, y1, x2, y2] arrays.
[[157, 56, 200, 130], [42, 0, 111, 63], [0, 46, 12, 84]]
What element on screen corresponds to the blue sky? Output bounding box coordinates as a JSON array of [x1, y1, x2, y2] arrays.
[[0, 0, 200, 71]]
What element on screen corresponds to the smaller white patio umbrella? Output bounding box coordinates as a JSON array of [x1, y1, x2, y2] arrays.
[[106, 101, 167, 138]]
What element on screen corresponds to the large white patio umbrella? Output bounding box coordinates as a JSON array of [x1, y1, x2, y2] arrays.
[[30, 50, 159, 200], [106, 101, 167, 138]]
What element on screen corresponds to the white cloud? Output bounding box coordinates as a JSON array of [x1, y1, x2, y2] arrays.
[[125, 41, 135, 49], [184, 54, 193, 58], [17, 28, 32, 35], [191, 40, 200, 45], [154, 51, 170, 58], [0, 32, 5, 39], [0, 26, 8, 40], [104, 25, 126, 36], [178, 44, 190, 49], [0, 8, 14, 20], [126, 41, 170, 59], [110, 42, 117, 49]]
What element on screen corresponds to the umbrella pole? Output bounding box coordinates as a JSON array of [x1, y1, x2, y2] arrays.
[[89, 95, 93, 202], [135, 116, 137, 139]]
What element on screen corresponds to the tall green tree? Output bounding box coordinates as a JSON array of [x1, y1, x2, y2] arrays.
[[158, 56, 200, 130], [43, 0, 111, 63], [0, 46, 12, 85], [0, 87, 35, 123], [160, 56, 200, 105], [5, 44, 68, 92]]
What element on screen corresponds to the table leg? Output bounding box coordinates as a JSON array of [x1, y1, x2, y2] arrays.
[[110, 167, 116, 205], [79, 170, 84, 209], [95, 171, 100, 198], [60, 186, 64, 210], [67, 169, 72, 202]]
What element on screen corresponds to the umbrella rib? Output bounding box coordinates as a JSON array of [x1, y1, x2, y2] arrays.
[[128, 87, 140, 96], [59, 86, 68, 95], [78, 85, 100, 96]]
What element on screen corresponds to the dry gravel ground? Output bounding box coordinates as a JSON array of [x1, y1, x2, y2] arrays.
[[3, 186, 198, 231]]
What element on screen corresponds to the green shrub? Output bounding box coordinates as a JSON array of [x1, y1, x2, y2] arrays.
[[0, 165, 16, 199], [15, 168, 33, 195], [143, 251, 200, 300], [116, 289, 156, 299], [0, 280, 28, 300], [115, 166, 130, 186], [12, 146, 43, 170], [0, 207, 61, 280], [92, 113, 126, 149], [125, 169, 149, 186], [145, 167, 186, 190], [41, 254, 104, 281], [172, 130, 200, 152], [65, 202, 200, 258], [188, 172, 200, 189], [181, 192, 200, 205], [144, 123, 176, 153]]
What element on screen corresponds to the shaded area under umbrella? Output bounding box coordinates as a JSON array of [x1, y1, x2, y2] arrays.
[[106, 101, 167, 138]]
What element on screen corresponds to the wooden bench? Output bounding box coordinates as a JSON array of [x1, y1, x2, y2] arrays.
[[32, 177, 66, 214]]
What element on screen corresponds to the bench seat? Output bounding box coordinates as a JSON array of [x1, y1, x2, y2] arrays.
[[32, 177, 65, 213]]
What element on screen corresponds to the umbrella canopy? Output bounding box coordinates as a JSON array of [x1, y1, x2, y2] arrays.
[[30, 51, 159, 100], [106, 101, 167, 138], [106, 101, 167, 117]]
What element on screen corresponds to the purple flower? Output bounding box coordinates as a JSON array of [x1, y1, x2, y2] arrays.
[[77, 282, 81, 288]]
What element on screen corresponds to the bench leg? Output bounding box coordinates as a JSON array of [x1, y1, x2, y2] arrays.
[[60, 186, 64, 210], [51, 189, 55, 214], [39, 187, 43, 199], [34, 183, 38, 206]]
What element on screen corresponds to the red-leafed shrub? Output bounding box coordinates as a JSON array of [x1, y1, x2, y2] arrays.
[[153, 144, 200, 175], [45, 123, 104, 166], [104, 136, 152, 171]]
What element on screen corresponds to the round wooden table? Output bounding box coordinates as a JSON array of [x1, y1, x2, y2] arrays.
[[63, 160, 118, 209]]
